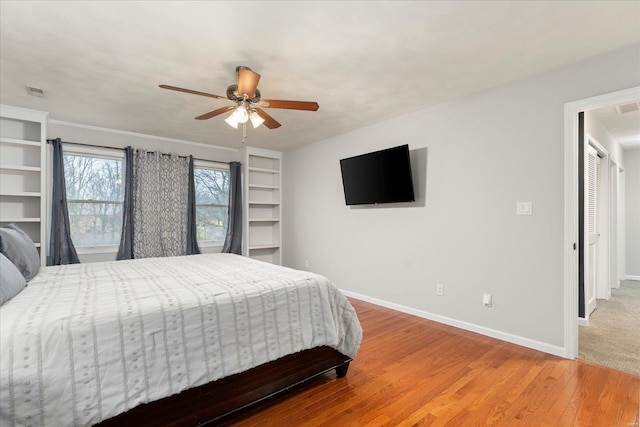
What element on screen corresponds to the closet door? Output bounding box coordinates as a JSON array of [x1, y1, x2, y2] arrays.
[[585, 144, 600, 316]]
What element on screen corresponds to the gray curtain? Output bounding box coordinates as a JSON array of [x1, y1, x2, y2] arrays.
[[132, 150, 190, 259], [222, 161, 242, 255], [47, 138, 80, 265], [116, 146, 134, 260], [186, 156, 200, 255]]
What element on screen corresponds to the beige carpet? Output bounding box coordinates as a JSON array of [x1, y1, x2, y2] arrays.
[[579, 280, 640, 376]]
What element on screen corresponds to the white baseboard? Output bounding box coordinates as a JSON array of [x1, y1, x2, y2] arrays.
[[625, 275, 640, 281], [341, 289, 567, 359], [578, 317, 589, 327]]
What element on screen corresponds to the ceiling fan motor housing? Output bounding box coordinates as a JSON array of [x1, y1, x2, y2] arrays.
[[226, 84, 261, 103]]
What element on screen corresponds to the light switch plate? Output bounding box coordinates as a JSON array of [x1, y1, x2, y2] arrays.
[[516, 202, 532, 215], [483, 293, 492, 307]]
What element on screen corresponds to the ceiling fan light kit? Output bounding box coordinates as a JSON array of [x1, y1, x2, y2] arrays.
[[224, 113, 239, 129], [160, 66, 319, 143], [249, 110, 265, 128], [225, 102, 250, 128]]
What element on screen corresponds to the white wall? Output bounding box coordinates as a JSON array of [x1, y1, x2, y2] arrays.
[[282, 45, 640, 354], [47, 121, 240, 262], [624, 149, 640, 278], [48, 121, 240, 163]]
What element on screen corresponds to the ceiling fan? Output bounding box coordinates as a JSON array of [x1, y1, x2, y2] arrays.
[[160, 66, 319, 141]]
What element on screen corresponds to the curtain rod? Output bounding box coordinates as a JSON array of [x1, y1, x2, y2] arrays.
[[46, 139, 232, 165]]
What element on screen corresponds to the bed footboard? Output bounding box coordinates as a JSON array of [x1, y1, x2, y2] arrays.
[[95, 346, 351, 427]]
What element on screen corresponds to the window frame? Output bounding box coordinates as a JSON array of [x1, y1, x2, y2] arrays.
[[58, 147, 230, 253], [193, 160, 230, 248], [62, 144, 125, 254]]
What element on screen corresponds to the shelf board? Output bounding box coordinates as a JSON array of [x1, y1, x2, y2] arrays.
[[248, 153, 280, 160], [0, 218, 40, 222], [248, 184, 279, 190], [0, 191, 41, 197], [248, 218, 280, 223], [248, 201, 279, 206], [248, 167, 280, 174], [0, 164, 41, 172], [0, 137, 41, 147], [249, 244, 280, 250]]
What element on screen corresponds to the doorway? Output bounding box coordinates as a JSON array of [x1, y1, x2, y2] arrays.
[[563, 85, 640, 360]]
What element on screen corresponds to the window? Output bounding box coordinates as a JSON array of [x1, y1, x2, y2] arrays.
[[63, 149, 124, 247], [194, 163, 230, 244], [62, 149, 228, 248]]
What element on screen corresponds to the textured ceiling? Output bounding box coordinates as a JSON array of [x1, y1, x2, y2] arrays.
[[1, 1, 639, 151]]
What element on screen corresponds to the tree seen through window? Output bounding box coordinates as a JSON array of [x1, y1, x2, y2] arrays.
[[64, 154, 123, 246], [194, 167, 230, 243]]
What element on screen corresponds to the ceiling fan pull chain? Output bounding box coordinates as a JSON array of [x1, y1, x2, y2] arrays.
[[242, 122, 247, 144]]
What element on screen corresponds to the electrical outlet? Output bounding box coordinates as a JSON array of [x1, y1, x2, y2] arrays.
[[436, 284, 444, 296], [304, 260, 309, 268]]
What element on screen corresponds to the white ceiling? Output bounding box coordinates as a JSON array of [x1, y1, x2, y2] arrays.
[[1, 1, 639, 151], [591, 101, 640, 151]]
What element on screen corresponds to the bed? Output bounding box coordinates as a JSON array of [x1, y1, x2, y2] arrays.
[[0, 253, 362, 426]]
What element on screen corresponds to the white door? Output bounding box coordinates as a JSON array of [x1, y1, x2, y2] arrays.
[[585, 145, 600, 316]]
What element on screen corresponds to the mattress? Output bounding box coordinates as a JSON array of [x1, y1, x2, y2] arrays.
[[0, 254, 362, 427]]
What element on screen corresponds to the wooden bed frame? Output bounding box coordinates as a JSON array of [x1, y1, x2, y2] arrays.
[[95, 346, 352, 426]]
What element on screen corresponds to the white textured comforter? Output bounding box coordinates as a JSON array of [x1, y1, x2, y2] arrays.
[[0, 254, 362, 427]]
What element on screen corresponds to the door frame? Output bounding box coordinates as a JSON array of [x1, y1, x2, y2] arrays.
[[617, 164, 626, 287], [609, 157, 620, 293], [563, 85, 640, 359]]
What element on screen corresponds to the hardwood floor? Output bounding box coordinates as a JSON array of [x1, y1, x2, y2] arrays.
[[223, 298, 640, 426]]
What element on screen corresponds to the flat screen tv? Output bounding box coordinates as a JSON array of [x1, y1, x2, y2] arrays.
[[340, 144, 415, 205]]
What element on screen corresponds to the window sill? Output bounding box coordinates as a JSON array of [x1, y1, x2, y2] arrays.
[[199, 241, 224, 248], [75, 245, 119, 255], [75, 242, 223, 255]]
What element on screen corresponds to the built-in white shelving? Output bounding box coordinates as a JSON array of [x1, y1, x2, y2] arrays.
[[243, 147, 282, 265], [0, 105, 48, 265]]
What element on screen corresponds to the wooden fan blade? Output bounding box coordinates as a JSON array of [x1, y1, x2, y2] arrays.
[[159, 84, 229, 101], [254, 108, 281, 129], [195, 106, 235, 120], [236, 68, 261, 99], [258, 99, 319, 111]]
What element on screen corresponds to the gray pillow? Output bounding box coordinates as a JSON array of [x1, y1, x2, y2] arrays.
[[0, 223, 40, 281], [0, 252, 27, 305]]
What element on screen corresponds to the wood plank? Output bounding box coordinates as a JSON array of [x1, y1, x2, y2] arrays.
[[224, 298, 640, 426]]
